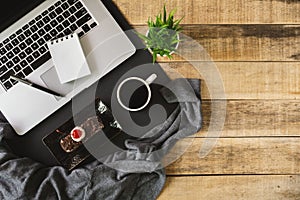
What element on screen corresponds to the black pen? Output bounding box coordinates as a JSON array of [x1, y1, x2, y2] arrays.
[[10, 75, 64, 97]]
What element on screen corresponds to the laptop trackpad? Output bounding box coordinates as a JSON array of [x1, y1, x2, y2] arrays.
[[40, 67, 74, 100]]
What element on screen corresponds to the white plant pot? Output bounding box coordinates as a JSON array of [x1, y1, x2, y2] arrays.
[[145, 29, 180, 57]]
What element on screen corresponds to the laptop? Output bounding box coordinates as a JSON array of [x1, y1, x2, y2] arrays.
[[0, 0, 136, 135]]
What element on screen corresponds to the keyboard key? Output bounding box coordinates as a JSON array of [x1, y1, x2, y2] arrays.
[[0, 48, 7, 55], [7, 52, 14, 59], [57, 15, 64, 23], [63, 10, 70, 18], [0, 69, 14, 83], [69, 6, 77, 13], [0, 66, 7, 75], [35, 15, 42, 21], [38, 29, 46, 36], [39, 47, 47, 54], [20, 60, 28, 67], [22, 24, 29, 30], [55, 7, 63, 15], [43, 33, 52, 41], [16, 29, 23, 35], [48, 5, 55, 12], [12, 56, 20, 64], [30, 25, 38, 33], [42, 10, 49, 16], [6, 61, 14, 68], [75, 1, 83, 9], [69, 15, 76, 23], [12, 47, 20, 54], [61, 2, 69, 9], [44, 24, 51, 31], [25, 38, 33, 45], [32, 33, 39, 41], [3, 39, 9, 44], [31, 43, 39, 50], [82, 24, 90, 32], [70, 24, 77, 31], [19, 52, 26, 59], [62, 20, 70, 28], [19, 42, 27, 50], [17, 34, 26, 41], [56, 33, 64, 38], [50, 19, 58, 27], [31, 52, 51, 70], [29, 19, 35, 25], [11, 39, 19, 46], [56, 24, 64, 32], [75, 8, 87, 19], [76, 14, 91, 27], [32, 51, 40, 58], [54, 1, 61, 6], [14, 64, 21, 72], [26, 55, 34, 63], [50, 29, 58, 37], [9, 34, 16, 40], [5, 43, 13, 51], [3, 81, 12, 90], [25, 47, 33, 54], [23, 66, 33, 75], [16, 71, 25, 78], [37, 38, 45, 45], [24, 29, 32, 37], [11, 79, 17, 85], [49, 11, 57, 19], [38, 46, 47, 54], [78, 31, 84, 37], [63, 28, 72, 35], [0, 56, 8, 63], [36, 20, 44, 28], [68, 0, 78, 5], [42, 16, 50, 23], [90, 22, 97, 28]]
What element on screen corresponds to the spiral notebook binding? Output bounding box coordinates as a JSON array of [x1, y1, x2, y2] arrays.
[[50, 33, 75, 45]]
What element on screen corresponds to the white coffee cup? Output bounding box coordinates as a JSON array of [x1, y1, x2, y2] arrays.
[[117, 73, 157, 112]]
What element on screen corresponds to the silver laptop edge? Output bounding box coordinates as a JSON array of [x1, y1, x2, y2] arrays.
[[0, 0, 136, 135]]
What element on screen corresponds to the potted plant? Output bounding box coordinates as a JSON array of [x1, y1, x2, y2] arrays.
[[137, 5, 183, 63]]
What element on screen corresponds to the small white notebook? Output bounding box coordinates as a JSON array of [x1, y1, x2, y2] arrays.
[[47, 33, 91, 84]]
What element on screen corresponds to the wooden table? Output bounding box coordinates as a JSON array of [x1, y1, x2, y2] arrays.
[[113, 0, 300, 199]]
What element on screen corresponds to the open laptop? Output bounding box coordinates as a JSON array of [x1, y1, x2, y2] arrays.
[[0, 0, 136, 135]]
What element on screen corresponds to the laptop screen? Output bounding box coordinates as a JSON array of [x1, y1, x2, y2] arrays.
[[0, 0, 45, 33]]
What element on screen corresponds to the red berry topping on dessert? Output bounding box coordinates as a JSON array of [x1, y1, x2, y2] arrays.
[[70, 127, 85, 142]]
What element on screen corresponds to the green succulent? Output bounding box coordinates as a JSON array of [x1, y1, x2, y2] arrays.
[[137, 5, 183, 63]]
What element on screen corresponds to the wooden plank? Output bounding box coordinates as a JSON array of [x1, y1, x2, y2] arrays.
[[134, 25, 300, 61], [160, 62, 300, 99], [158, 175, 300, 200], [164, 138, 300, 175], [113, 0, 300, 24], [198, 100, 300, 137]]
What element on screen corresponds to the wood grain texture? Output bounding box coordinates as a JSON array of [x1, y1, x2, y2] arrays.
[[161, 62, 300, 99], [165, 138, 300, 175], [158, 175, 300, 200], [134, 25, 300, 61], [112, 1, 300, 199], [198, 100, 300, 137], [113, 0, 300, 24]]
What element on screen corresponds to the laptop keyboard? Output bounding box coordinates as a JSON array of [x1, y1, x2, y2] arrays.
[[0, 0, 98, 91]]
